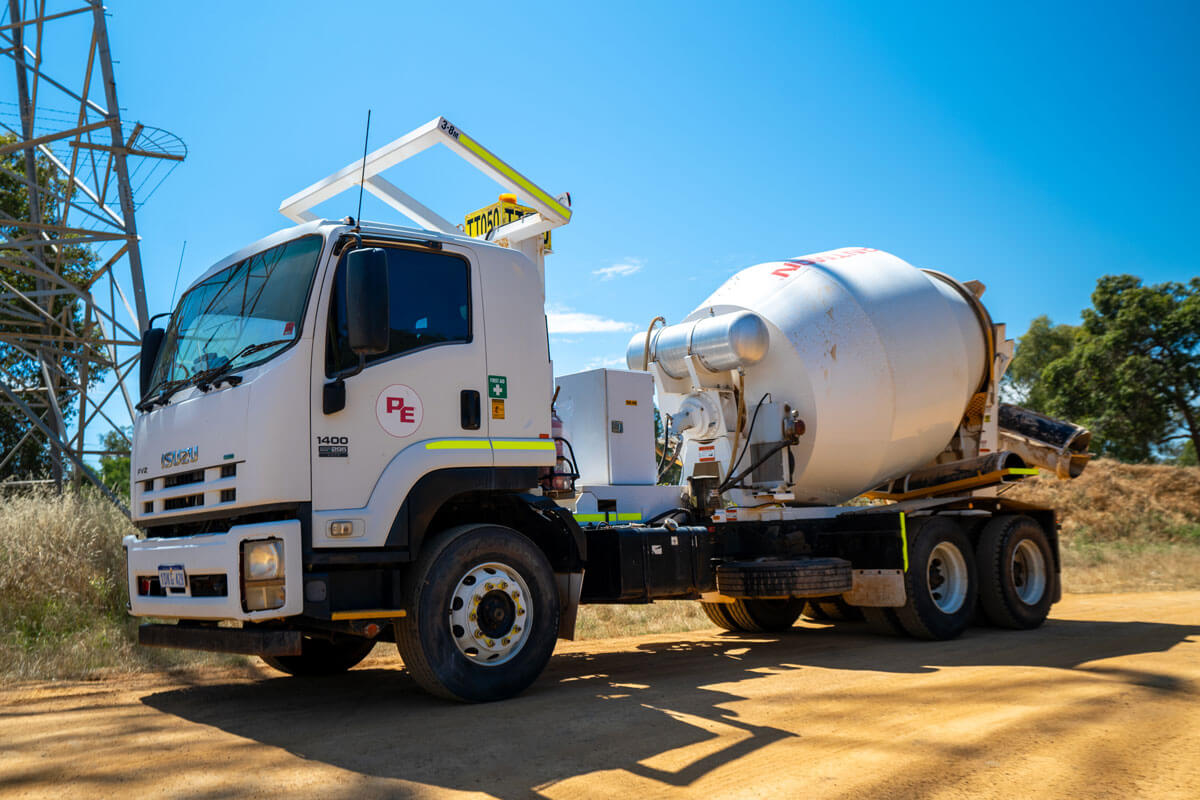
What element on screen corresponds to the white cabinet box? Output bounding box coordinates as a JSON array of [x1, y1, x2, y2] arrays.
[[554, 369, 656, 486]]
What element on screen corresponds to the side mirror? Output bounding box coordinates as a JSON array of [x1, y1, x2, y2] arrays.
[[345, 247, 390, 355], [139, 327, 166, 398]]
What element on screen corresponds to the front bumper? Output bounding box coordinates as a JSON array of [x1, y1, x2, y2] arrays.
[[124, 520, 303, 621], [138, 623, 302, 655]]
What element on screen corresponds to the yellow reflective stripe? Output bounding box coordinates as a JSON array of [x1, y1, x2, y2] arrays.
[[900, 512, 909, 573], [330, 609, 407, 620], [573, 513, 605, 522], [457, 132, 572, 221], [616, 513, 642, 521], [425, 439, 491, 450], [1008, 467, 1040, 475], [492, 440, 556, 451]]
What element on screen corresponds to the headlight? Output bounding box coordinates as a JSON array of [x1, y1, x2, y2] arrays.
[[241, 539, 285, 612], [243, 540, 283, 581]]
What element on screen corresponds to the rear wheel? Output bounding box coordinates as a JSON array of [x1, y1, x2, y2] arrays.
[[700, 601, 739, 631], [816, 597, 864, 622], [895, 516, 977, 640], [862, 607, 907, 635], [725, 598, 806, 632], [396, 524, 559, 702], [803, 601, 832, 621], [977, 515, 1055, 629], [262, 633, 376, 676]]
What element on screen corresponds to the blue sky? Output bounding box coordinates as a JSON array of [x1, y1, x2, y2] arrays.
[[99, 1, 1198, 394]]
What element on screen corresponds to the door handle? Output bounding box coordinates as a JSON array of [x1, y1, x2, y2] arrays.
[[460, 390, 481, 430]]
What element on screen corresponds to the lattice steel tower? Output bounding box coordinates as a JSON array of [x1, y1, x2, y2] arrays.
[[0, 0, 184, 498]]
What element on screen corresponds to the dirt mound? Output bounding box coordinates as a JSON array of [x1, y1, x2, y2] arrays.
[[1005, 458, 1200, 543]]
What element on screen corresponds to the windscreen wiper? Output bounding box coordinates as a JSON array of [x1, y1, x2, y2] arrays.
[[195, 338, 294, 392], [135, 376, 194, 412], [136, 339, 295, 411]]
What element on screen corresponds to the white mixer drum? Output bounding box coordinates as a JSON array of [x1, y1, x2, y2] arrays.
[[674, 247, 990, 504]]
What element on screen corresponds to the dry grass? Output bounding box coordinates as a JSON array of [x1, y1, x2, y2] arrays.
[[575, 602, 713, 640], [0, 489, 243, 680]]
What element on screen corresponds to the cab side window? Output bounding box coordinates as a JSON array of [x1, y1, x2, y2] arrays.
[[326, 246, 471, 376]]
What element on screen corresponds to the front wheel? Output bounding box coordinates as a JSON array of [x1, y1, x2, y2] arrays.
[[396, 524, 559, 702], [262, 633, 376, 676]]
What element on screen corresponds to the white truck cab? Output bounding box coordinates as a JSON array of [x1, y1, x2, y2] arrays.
[[128, 217, 557, 609]]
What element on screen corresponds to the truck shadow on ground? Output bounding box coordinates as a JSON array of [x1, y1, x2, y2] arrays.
[[142, 617, 1200, 799]]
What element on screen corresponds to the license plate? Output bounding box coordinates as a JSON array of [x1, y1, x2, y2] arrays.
[[158, 564, 187, 590]]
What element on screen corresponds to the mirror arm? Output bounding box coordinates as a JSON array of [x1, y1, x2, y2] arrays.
[[322, 354, 366, 415]]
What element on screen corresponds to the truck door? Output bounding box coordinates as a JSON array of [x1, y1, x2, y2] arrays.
[[310, 241, 487, 518]]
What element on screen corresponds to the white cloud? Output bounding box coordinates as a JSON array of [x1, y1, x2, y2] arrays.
[[585, 355, 628, 370], [546, 306, 636, 334], [592, 259, 642, 280]]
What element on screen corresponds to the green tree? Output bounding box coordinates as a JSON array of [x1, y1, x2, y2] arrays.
[[1003, 315, 1078, 411], [0, 134, 102, 479], [1042, 275, 1200, 462], [98, 427, 132, 499]]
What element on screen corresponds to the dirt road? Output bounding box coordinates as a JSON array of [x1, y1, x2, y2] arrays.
[[2, 592, 1198, 799]]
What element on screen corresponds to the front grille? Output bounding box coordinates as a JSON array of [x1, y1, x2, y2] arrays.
[[163, 493, 204, 511], [138, 460, 242, 518], [189, 573, 228, 597], [139, 507, 300, 539], [163, 469, 205, 488]]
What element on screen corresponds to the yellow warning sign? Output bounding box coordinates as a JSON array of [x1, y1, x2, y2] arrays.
[[464, 199, 552, 252], [491, 398, 505, 420]]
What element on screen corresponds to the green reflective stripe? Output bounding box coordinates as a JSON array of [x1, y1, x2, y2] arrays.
[[1008, 467, 1040, 475], [425, 440, 491, 450], [493, 440, 556, 451], [573, 511, 642, 523], [457, 132, 572, 221], [900, 512, 909, 573]]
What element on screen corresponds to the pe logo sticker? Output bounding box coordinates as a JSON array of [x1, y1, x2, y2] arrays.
[[376, 384, 423, 438]]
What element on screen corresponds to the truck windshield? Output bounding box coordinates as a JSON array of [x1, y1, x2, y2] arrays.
[[148, 234, 324, 393]]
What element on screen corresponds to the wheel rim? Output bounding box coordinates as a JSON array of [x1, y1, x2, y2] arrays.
[[1011, 539, 1047, 605], [926, 541, 968, 614], [449, 561, 532, 667]]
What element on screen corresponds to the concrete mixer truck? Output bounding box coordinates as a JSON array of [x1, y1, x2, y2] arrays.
[[124, 117, 1091, 702]]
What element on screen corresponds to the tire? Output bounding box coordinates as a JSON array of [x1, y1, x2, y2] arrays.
[[700, 601, 740, 631], [724, 599, 806, 632], [262, 633, 376, 676], [817, 597, 864, 622], [862, 607, 907, 635], [803, 601, 832, 621], [395, 524, 559, 703], [895, 516, 977, 640], [716, 558, 852, 598], [977, 515, 1055, 630]]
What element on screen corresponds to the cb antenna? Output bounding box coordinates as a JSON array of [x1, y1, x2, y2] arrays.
[[353, 109, 371, 236]]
